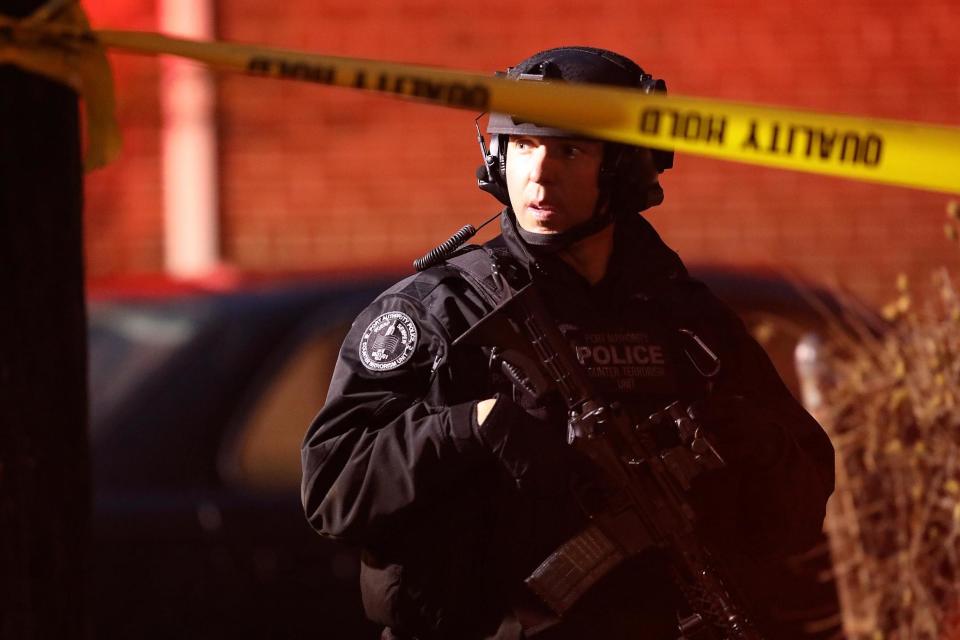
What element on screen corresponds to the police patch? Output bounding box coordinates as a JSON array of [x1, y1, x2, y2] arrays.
[[358, 311, 419, 371]]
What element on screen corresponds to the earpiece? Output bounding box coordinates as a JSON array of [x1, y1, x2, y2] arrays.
[[475, 126, 510, 205]]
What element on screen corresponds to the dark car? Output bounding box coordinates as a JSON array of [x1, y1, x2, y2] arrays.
[[88, 275, 391, 639], [86, 268, 841, 639]]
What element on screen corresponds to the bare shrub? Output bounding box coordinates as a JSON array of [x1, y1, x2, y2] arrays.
[[816, 201, 960, 639]]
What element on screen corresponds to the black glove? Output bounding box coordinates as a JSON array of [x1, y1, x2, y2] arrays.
[[686, 394, 787, 471], [473, 393, 571, 495]]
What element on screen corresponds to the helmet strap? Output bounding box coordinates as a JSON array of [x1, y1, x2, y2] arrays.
[[514, 178, 663, 254], [514, 194, 615, 254]]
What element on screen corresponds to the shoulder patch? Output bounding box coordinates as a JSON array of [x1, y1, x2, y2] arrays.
[[358, 311, 419, 371]]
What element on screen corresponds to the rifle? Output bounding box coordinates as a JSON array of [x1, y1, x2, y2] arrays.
[[453, 281, 764, 640]]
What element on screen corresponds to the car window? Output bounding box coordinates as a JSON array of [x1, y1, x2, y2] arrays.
[[226, 322, 350, 492], [88, 301, 211, 436]]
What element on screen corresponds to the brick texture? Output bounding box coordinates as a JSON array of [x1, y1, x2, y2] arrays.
[[84, 0, 163, 276], [83, 0, 960, 307]]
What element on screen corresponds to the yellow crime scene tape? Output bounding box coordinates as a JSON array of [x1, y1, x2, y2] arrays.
[[1, 1, 958, 194], [0, 0, 119, 170]]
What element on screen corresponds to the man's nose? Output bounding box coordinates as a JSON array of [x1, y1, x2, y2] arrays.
[[528, 145, 557, 184]]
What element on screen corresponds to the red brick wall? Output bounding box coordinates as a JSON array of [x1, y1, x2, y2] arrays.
[[84, 1, 163, 275], [84, 0, 960, 307]]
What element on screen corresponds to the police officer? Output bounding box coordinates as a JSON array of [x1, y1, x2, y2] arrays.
[[302, 47, 835, 640]]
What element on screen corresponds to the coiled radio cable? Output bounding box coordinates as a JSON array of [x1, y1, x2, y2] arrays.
[[413, 211, 501, 272]]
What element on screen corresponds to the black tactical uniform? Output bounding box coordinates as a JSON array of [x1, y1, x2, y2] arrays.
[[301, 208, 835, 639]]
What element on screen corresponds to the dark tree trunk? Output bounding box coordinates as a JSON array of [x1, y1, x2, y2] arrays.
[[0, 1, 90, 638]]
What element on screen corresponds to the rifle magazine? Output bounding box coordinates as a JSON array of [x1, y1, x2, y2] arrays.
[[524, 524, 626, 616]]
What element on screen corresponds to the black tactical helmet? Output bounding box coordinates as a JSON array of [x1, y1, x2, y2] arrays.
[[477, 46, 673, 238]]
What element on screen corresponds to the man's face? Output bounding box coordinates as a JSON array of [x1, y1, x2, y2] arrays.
[[505, 135, 605, 235]]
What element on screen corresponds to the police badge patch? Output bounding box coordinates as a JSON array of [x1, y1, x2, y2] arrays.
[[359, 311, 419, 371]]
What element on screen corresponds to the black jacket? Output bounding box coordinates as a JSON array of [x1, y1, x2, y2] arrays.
[[301, 211, 835, 639]]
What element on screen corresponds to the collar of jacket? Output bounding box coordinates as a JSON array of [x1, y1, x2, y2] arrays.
[[497, 207, 688, 298]]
